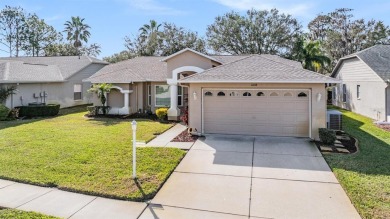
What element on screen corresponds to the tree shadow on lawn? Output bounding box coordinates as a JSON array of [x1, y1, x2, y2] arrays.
[[324, 112, 390, 176]]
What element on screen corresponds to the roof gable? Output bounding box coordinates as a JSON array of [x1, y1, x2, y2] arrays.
[[161, 48, 221, 64]]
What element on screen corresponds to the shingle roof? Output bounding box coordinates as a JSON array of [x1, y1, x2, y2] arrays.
[[87, 56, 168, 83], [180, 55, 339, 83], [332, 45, 390, 81], [0, 61, 63, 82], [0, 56, 108, 81]]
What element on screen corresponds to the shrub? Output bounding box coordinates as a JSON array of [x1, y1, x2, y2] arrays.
[[8, 108, 19, 119], [17, 104, 60, 117], [0, 104, 10, 120], [156, 108, 168, 121], [86, 106, 111, 116], [180, 107, 189, 125], [319, 128, 337, 145]]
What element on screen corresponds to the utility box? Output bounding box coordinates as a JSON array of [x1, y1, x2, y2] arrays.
[[327, 110, 342, 130]]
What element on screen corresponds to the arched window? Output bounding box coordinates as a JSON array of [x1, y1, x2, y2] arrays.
[[217, 91, 225, 96], [298, 92, 308, 97], [270, 92, 278, 97], [243, 92, 252, 97], [205, 91, 213, 96], [230, 91, 239, 96], [284, 92, 293, 97], [257, 92, 265, 97]]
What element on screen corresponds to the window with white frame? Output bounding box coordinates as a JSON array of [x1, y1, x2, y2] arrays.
[[155, 85, 183, 107], [147, 85, 152, 106], [357, 85, 361, 99], [342, 84, 347, 102], [332, 87, 337, 100], [74, 84, 82, 100]]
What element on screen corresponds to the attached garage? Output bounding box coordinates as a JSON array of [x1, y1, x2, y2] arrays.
[[202, 89, 310, 137]]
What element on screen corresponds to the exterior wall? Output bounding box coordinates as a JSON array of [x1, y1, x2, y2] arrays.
[[3, 63, 105, 109], [166, 51, 213, 78], [187, 83, 327, 140], [107, 89, 124, 108], [387, 86, 390, 122], [333, 58, 387, 121]]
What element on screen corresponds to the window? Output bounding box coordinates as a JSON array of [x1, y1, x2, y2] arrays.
[[74, 84, 82, 100], [357, 85, 361, 99], [342, 84, 347, 102], [205, 91, 213, 96], [155, 85, 170, 106], [230, 91, 239, 96], [154, 85, 183, 107], [147, 85, 152, 106], [298, 92, 307, 97], [257, 92, 265, 96], [243, 92, 252, 97], [178, 86, 183, 106], [332, 87, 337, 100], [270, 92, 278, 97], [284, 92, 293, 97], [217, 91, 225, 96]]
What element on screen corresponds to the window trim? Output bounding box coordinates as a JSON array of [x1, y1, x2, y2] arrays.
[[73, 84, 82, 101], [178, 86, 183, 106], [342, 84, 347, 103], [357, 85, 361, 100], [154, 85, 183, 107], [147, 85, 152, 106]]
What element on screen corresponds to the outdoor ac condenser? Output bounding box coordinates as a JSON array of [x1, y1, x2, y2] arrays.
[[326, 110, 342, 130]]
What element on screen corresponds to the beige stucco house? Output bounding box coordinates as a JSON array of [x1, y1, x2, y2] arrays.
[[87, 48, 338, 139], [331, 45, 390, 122], [0, 56, 108, 109]]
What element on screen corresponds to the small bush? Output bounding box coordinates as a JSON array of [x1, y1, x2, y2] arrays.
[[17, 104, 60, 117], [86, 106, 111, 116], [319, 128, 337, 145], [156, 108, 168, 121], [0, 104, 10, 120]]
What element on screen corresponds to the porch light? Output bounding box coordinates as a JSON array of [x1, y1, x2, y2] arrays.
[[317, 93, 322, 102], [131, 120, 137, 179], [193, 91, 197, 100]]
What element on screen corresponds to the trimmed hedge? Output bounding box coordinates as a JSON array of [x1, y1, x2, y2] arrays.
[[319, 128, 337, 145], [0, 104, 10, 120], [17, 104, 60, 117], [155, 108, 168, 121]]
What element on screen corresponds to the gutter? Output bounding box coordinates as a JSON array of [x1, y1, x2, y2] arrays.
[[178, 80, 341, 84]]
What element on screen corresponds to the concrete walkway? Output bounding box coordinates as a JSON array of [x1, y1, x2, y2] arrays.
[[140, 135, 361, 219], [0, 180, 146, 219], [145, 123, 194, 149]]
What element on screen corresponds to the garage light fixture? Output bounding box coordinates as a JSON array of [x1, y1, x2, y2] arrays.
[[317, 93, 322, 102], [193, 91, 197, 100]]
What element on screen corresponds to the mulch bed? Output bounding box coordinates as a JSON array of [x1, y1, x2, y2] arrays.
[[85, 113, 159, 120], [315, 131, 357, 154], [171, 130, 198, 142], [377, 124, 390, 132]]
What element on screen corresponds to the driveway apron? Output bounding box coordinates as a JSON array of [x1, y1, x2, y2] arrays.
[[140, 135, 360, 219]]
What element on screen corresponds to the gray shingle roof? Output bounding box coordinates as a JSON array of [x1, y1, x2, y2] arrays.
[[333, 45, 390, 81], [180, 55, 338, 83], [87, 56, 167, 83], [0, 56, 108, 82], [0, 61, 63, 82]]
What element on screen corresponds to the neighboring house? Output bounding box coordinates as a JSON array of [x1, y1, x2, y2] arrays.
[[86, 48, 338, 139], [331, 45, 390, 122], [0, 56, 108, 109]]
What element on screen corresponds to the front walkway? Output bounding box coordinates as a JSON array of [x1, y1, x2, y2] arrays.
[[145, 123, 194, 149], [0, 180, 146, 218], [140, 135, 361, 219]]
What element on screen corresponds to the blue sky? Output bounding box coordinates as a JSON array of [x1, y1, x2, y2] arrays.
[[1, 0, 390, 58]]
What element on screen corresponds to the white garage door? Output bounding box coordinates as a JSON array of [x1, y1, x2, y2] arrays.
[[203, 89, 310, 137]]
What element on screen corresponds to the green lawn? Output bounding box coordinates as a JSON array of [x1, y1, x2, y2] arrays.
[[0, 209, 59, 219], [324, 107, 390, 219], [0, 109, 185, 201]]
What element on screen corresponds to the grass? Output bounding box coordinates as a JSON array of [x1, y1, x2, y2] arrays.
[[324, 107, 390, 219], [0, 209, 59, 219], [0, 107, 186, 201]]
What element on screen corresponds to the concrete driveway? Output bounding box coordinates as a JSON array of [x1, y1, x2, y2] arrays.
[[139, 135, 360, 219]]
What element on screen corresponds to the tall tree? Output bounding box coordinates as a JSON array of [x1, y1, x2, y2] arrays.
[[0, 6, 26, 57], [22, 14, 61, 56], [103, 50, 134, 63], [63, 16, 91, 55], [206, 9, 302, 55], [138, 20, 161, 56], [308, 8, 390, 66], [44, 42, 101, 57]]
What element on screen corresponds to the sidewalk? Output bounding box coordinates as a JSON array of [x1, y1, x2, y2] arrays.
[[145, 123, 194, 150], [0, 179, 146, 219]]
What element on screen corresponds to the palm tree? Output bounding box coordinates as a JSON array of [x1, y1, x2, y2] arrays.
[[63, 16, 91, 56], [301, 41, 331, 73], [88, 83, 113, 115], [138, 20, 161, 56]]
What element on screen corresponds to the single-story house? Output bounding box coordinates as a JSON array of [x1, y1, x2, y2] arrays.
[[0, 56, 108, 108], [86, 48, 339, 139], [331, 45, 390, 122]]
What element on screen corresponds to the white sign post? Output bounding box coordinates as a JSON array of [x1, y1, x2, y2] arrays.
[[131, 120, 137, 179]]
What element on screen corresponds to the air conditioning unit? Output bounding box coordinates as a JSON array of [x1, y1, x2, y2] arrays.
[[327, 110, 342, 130]]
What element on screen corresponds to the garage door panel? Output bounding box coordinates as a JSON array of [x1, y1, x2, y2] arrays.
[[203, 89, 310, 137]]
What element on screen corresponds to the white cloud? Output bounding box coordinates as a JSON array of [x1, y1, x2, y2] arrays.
[[212, 0, 313, 16], [120, 0, 186, 15]]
